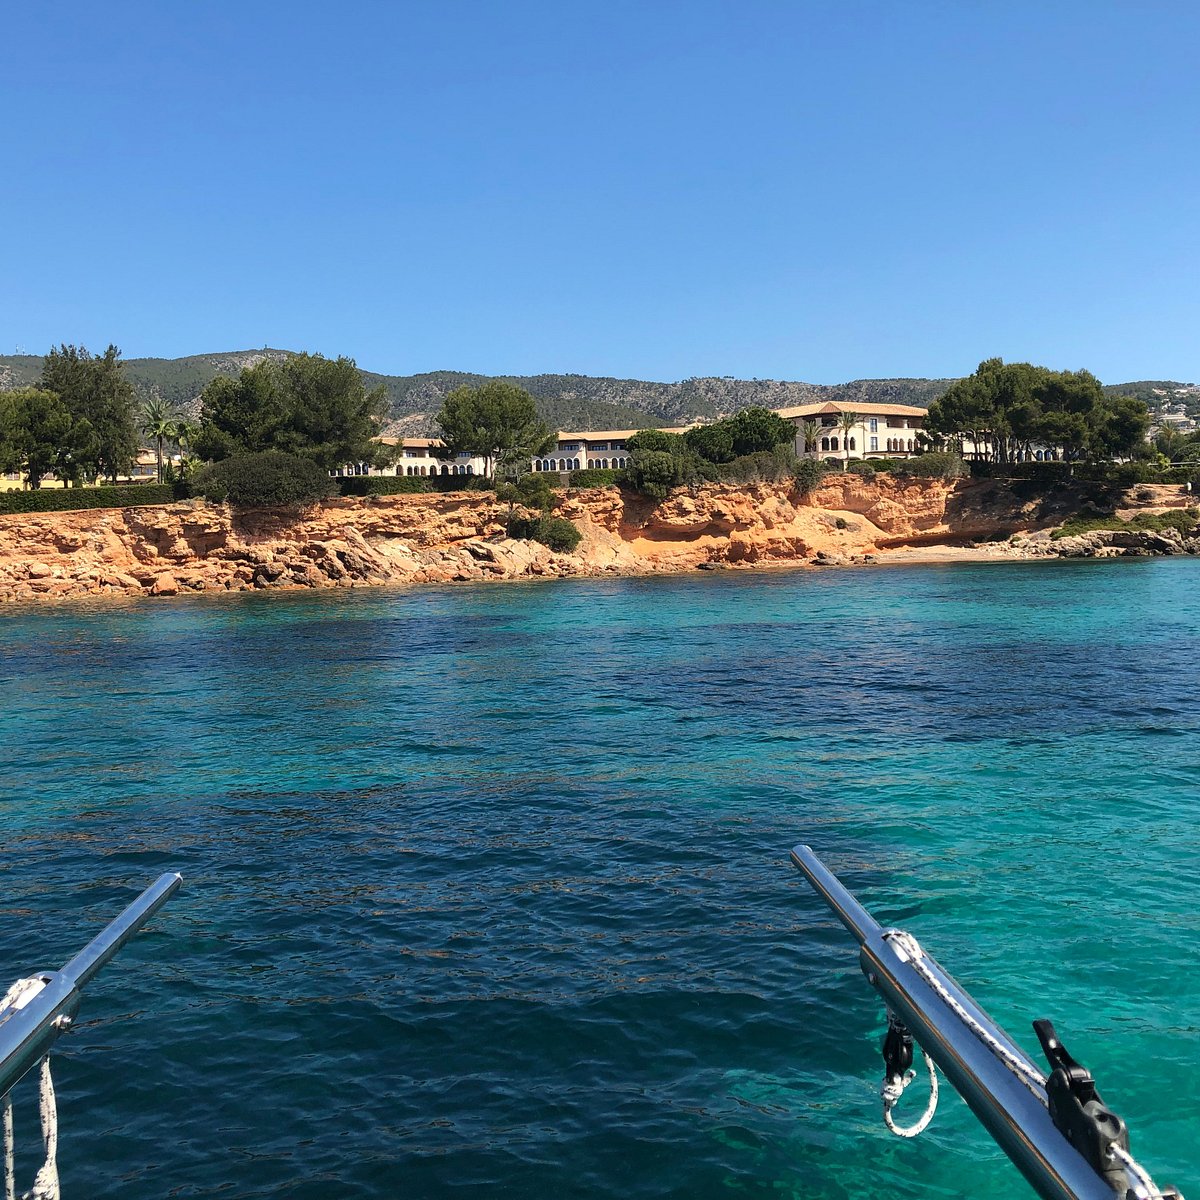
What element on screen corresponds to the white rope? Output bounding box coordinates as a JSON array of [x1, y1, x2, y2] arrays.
[[881, 1041, 939, 1137], [0, 980, 47, 1028], [880, 929, 1167, 1199], [0, 980, 60, 1200], [4, 1091, 13, 1200], [883, 930, 1048, 1101], [25, 1059, 58, 1200]]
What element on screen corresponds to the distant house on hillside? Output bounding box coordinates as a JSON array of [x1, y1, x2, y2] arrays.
[[775, 401, 928, 462]]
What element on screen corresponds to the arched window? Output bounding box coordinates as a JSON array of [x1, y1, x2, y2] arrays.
[[441, 465, 450, 476], [848, 438, 855, 451], [907, 439, 914, 452], [830, 438, 839, 452], [821, 437, 830, 451], [466, 465, 474, 476]]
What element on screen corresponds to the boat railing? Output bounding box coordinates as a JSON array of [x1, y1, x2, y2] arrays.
[[791, 845, 1180, 1200], [0, 872, 183, 1101]]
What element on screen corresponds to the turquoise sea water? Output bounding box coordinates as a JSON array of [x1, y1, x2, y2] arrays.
[[1, 559, 1198, 1198]]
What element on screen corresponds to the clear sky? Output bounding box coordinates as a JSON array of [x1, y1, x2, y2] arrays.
[[3, 1, 1197, 384]]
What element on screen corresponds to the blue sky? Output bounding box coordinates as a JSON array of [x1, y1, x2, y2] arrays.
[[3, 1, 1197, 384]]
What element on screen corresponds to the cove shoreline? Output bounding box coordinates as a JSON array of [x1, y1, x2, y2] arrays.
[[0, 476, 1193, 606]]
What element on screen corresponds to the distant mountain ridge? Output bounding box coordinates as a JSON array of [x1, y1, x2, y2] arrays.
[[0, 349, 1185, 434]]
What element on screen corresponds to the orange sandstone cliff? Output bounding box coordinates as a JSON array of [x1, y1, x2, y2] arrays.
[[0, 475, 1064, 603]]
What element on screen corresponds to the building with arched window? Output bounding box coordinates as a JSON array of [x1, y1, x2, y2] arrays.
[[530, 428, 688, 475], [776, 401, 928, 463], [337, 406, 933, 487]]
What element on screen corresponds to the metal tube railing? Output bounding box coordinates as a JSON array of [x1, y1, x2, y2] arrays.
[[0, 872, 182, 1099], [790, 846, 1115, 1200]]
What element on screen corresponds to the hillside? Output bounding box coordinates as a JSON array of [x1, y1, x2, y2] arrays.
[[0, 348, 957, 433], [2, 347, 1182, 433]]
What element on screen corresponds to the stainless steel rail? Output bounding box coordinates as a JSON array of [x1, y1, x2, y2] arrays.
[[790, 845, 1116, 1200], [0, 872, 182, 1099]]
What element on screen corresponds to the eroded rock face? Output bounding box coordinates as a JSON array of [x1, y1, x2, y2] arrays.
[[0, 495, 581, 603], [0, 477, 1184, 604]]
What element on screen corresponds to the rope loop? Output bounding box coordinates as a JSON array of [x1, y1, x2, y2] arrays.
[[881, 1045, 939, 1138], [877, 928, 1172, 1196]]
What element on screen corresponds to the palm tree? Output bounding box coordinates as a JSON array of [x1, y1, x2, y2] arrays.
[[141, 396, 177, 484], [800, 420, 823, 458], [837, 411, 861, 471], [173, 419, 200, 479]]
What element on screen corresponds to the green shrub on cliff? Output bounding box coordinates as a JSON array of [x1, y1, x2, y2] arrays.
[[1051, 509, 1198, 540], [718, 444, 798, 484], [792, 458, 828, 494], [195, 451, 334, 508], [510, 514, 582, 552], [908, 452, 967, 479], [620, 431, 717, 500]]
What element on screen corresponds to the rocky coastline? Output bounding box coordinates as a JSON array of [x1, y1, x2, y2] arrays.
[[0, 476, 1194, 604]]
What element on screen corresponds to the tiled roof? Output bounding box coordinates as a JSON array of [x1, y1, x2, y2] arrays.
[[556, 427, 691, 440], [774, 401, 927, 419]]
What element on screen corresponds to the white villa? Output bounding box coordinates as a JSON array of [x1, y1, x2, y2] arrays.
[[775, 401, 929, 462]]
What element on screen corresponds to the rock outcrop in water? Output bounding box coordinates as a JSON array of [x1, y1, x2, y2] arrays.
[[0, 476, 1192, 603]]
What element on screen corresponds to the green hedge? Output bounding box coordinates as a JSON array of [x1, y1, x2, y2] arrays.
[[0, 484, 176, 515], [337, 473, 496, 497], [567, 468, 620, 488], [338, 475, 432, 496], [427, 474, 494, 493], [867, 452, 967, 480], [967, 460, 1072, 481], [966, 460, 1200, 486]]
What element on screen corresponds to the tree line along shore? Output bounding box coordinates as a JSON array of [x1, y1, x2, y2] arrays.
[[2, 347, 1195, 562]]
